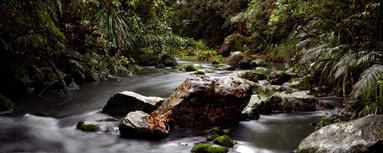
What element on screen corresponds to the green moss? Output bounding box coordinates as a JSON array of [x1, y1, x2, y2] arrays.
[[194, 70, 206, 75], [240, 71, 267, 82], [76, 121, 100, 132], [191, 143, 228, 153], [213, 135, 235, 148], [181, 64, 198, 72], [0, 95, 15, 112]]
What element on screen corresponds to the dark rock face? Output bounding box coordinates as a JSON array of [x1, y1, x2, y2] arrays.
[[241, 94, 265, 120], [267, 70, 293, 85], [119, 111, 170, 139], [102, 91, 164, 117], [297, 115, 383, 153], [157, 76, 254, 128], [218, 33, 247, 57], [224, 52, 251, 69]]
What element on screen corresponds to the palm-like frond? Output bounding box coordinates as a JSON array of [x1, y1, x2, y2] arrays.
[[356, 51, 383, 67], [332, 53, 356, 79], [352, 64, 383, 98], [93, 1, 135, 50]]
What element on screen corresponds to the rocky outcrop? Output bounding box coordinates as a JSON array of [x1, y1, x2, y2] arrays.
[[102, 91, 164, 117], [250, 59, 267, 68], [267, 70, 295, 85], [241, 94, 266, 120], [119, 111, 170, 139], [224, 52, 251, 69], [219, 33, 247, 57], [252, 91, 317, 114], [297, 115, 383, 153], [282, 75, 312, 91], [157, 76, 254, 128]]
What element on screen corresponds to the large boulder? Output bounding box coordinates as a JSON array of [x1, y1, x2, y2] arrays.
[[297, 115, 383, 153], [102, 91, 164, 117], [256, 91, 318, 114], [119, 111, 170, 139], [224, 52, 251, 69], [157, 76, 254, 128], [219, 33, 247, 57]]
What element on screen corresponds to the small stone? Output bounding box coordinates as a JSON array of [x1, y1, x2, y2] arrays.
[[76, 121, 100, 132]]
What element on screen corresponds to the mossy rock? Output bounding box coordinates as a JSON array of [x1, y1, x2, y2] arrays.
[[76, 121, 100, 132], [250, 59, 267, 67], [0, 94, 15, 112], [182, 64, 198, 72], [205, 127, 231, 141], [191, 143, 228, 153], [240, 71, 267, 82], [160, 54, 178, 67], [194, 70, 206, 75], [213, 135, 235, 148]]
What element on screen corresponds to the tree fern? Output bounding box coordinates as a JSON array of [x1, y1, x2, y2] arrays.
[[353, 65, 383, 98]]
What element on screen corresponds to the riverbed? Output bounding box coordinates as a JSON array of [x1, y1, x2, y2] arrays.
[[0, 61, 327, 153]]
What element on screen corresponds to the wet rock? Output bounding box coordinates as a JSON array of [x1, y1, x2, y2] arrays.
[[254, 67, 272, 75], [157, 76, 254, 128], [297, 115, 383, 153], [119, 111, 170, 139], [213, 135, 235, 148], [241, 94, 266, 120], [205, 127, 231, 141], [267, 70, 293, 85], [191, 143, 228, 153], [102, 91, 164, 117], [250, 59, 267, 68], [224, 52, 251, 69], [193, 70, 206, 75], [76, 117, 120, 134], [76, 121, 100, 132], [239, 70, 268, 82], [256, 91, 318, 114], [282, 78, 310, 92], [0, 94, 14, 112], [181, 64, 198, 72]]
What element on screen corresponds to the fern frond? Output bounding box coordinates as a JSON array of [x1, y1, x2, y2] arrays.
[[352, 65, 383, 98]]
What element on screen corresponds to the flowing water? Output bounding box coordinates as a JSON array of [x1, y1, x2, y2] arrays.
[[0, 61, 327, 153]]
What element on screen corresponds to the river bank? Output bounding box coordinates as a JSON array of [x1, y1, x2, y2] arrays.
[[0, 60, 332, 153]]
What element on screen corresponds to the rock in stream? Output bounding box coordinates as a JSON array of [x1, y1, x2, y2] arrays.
[[157, 76, 254, 128]]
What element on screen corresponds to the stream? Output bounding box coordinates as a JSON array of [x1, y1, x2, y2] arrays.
[[0, 61, 328, 153]]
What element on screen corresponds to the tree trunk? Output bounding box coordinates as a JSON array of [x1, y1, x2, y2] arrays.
[[49, 60, 70, 97]]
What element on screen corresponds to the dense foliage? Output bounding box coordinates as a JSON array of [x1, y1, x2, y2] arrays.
[[1, 0, 383, 117]]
